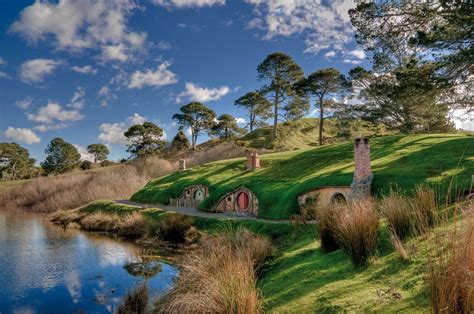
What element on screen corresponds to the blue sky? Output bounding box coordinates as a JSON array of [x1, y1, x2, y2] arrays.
[[1, 0, 468, 163]]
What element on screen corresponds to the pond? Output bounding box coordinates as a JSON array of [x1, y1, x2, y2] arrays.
[[0, 209, 178, 313]]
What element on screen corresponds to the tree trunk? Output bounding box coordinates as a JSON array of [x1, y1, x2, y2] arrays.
[[249, 111, 254, 133], [192, 130, 197, 149], [319, 98, 324, 146], [273, 88, 279, 139]]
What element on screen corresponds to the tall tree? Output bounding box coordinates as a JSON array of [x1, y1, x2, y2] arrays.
[[41, 138, 81, 174], [169, 129, 191, 151], [172, 102, 216, 149], [124, 122, 166, 157], [257, 52, 305, 138], [211, 114, 245, 140], [234, 91, 271, 132], [296, 68, 349, 145], [0, 142, 36, 180], [86, 143, 109, 163]]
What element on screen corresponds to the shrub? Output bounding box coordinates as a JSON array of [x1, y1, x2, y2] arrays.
[[157, 213, 194, 243], [315, 205, 340, 252], [333, 199, 379, 267], [100, 160, 112, 167], [427, 215, 473, 313], [116, 283, 148, 314], [155, 227, 273, 313], [80, 160, 93, 170], [381, 191, 413, 241]]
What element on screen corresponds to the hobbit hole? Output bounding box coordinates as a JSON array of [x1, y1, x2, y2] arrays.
[[215, 187, 258, 216]]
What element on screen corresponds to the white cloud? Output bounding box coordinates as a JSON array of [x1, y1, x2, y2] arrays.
[[100, 43, 129, 62], [19, 58, 63, 83], [98, 86, 110, 97], [236, 117, 247, 125], [176, 82, 231, 102], [128, 61, 178, 89], [69, 87, 86, 109], [15, 97, 33, 110], [4, 127, 40, 144], [0, 71, 10, 79], [324, 50, 336, 59], [245, 0, 356, 55], [70, 65, 97, 75], [27, 101, 84, 124], [9, 0, 146, 61], [33, 123, 69, 132], [349, 49, 366, 60], [157, 41, 172, 50], [0, 57, 5, 65], [343, 59, 362, 65], [98, 113, 148, 145], [73, 144, 95, 161], [153, 0, 225, 8]]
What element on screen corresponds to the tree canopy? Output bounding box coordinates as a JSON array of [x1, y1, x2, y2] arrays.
[[41, 138, 81, 174], [86, 143, 109, 163], [124, 122, 166, 157], [0, 142, 36, 180], [257, 52, 306, 138], [211, 114, 245, 140], [172, 102, 216, 149], [170, 129, 191, 151], [234, 91, 272, 132]]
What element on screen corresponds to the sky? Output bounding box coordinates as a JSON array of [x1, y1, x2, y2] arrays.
[[0, 0, 471, 163]]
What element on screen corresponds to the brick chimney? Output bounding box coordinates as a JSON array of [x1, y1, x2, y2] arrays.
[[246, 152, 261, 171], [179, 159, 186, 172], [351, 137, 373, 199]]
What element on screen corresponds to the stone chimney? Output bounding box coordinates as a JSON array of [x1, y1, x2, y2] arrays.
[[246, 152, 261, 171], [351, 137, 373, 199], [179, 159, 186, 172]]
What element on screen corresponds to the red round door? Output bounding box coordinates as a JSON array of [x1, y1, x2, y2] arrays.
[[237, 192, 249, 211]]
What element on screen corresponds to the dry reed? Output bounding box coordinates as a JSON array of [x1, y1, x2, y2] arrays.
[[315, 205, 340, 252], [116, 282, 149, 314], [381, 191, 413, 241], [155, 227, 273, 313]]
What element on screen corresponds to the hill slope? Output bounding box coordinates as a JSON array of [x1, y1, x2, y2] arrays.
[[132, 134, 474, 219]]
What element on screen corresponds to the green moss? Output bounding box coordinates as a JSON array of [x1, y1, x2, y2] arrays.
[[132, 134, 474, 219]]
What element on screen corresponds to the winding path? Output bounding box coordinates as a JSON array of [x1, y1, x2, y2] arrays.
[[115, 200, 305, 224]]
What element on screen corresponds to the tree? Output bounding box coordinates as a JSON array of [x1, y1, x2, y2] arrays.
[[296, 68, 349, 145], [234, 91, 272, 132], [86, 143, 109, 163], [172, 102, 216, 149], [0, 142, 36, 180], [257, 52, 306, 138], [349, 64, 455, 133], [124, 122, 166, 157], [349, 1, 473, 113], [169, 129, 191, 151], [41, 138, 81, 174], [211, 114, 245, 140]]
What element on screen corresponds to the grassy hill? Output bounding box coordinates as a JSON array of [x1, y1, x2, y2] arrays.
[[131, 133, 474, 219]]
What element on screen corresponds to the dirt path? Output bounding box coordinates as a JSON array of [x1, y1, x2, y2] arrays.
[[115, 200, 303, 224]]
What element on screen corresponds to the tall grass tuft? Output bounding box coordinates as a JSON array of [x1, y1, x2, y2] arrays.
[[79, 212, 121, 232], [155, 227, 273, 313], [116, 282, 149, 314], [315, 205, 340, 252], [411, 186, 437, 235], [381, 190, 413, 241], [427, 213, 473, 313], [117, 212, 152, 240], [156, 214, 194, 243], [333, 199, 379, 267]]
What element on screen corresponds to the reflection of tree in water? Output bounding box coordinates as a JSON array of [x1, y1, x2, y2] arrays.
[[124, 260, 162, 280]]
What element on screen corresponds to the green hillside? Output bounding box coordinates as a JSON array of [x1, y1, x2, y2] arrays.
[[132, 134, 474, 219]]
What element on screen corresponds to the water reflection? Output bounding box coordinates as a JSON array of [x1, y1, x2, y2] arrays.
[[0, 210, 177, 313]]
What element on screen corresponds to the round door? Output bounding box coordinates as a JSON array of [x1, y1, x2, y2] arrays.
[[194, 189, 205, 201], [237, 192, 249, 211]]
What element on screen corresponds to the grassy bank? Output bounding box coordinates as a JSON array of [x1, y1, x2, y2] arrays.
[[132, 134, 474, 219]]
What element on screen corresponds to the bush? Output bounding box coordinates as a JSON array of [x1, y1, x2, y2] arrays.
[[100, 160, 112, 167], [157, 214, 194, 243], [155, 227, 273, 313], [427, 215, 473, 313], [80, 160, 93, 170], [381, 191, 413, 241], [333, 199, 379, 267], [116, 283, 148, 314]]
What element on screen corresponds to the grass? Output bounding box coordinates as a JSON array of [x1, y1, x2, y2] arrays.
[[132, 134, 474, 219]]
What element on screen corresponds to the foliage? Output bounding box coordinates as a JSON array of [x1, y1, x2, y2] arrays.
[[169, 129, 191, 151], [80, 160, 93, 170], [86, 143, 109, 163], [124, 121, 166, 157], [41, 137, 81, 174], [257, 52, 306, 138], [0, 142, 36, 180], [234, 91, 272, 132], [210, 113, 245, 140], [296, 68, 349, 145], [132, 134, 474, 219], [173, 102, 216, 149]]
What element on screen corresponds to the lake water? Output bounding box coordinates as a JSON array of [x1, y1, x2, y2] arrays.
[[0, 210, 178, 313]]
